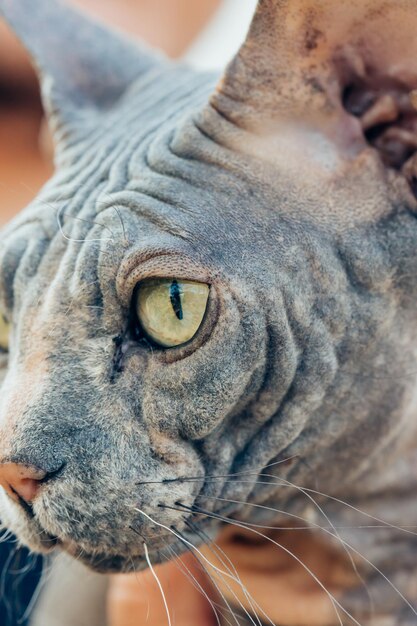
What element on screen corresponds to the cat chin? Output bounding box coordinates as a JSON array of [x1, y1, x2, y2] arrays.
[[60, 534, 192, 574], [0, 488, 215, 573], [0, 498, 174, 573], [60, 531, 204, 574], [62, 545, 148, 574]]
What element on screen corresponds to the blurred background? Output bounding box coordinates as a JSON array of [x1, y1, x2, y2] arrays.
[[0, 1, 257, 624]]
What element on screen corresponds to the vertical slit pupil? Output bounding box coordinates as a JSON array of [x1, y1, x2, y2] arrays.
[[170, 280, 183, 321]]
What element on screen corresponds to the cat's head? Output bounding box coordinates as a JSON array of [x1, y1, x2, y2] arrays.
[[0, 0, 416, 573]]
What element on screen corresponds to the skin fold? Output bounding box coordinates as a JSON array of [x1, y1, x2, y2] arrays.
[[0, 0, 222, 222], [0, 1, 416, 624]]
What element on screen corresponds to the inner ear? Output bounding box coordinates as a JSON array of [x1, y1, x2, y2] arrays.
[[213, 0, 417, 200], [343, 75, 417, 173]]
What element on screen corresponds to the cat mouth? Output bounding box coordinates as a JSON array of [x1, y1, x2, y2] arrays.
[[19, 499, 61, 551], [38, 528, 60, 550], [23, 503, 129, 568], [17, 495, 207, 571]]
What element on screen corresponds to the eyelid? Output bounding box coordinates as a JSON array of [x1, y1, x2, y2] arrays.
[[116, 251, 215, 309]]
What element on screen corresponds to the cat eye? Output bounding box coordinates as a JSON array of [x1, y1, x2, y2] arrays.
[[134, 278, 210, 348], [0, 314, 10, 353]]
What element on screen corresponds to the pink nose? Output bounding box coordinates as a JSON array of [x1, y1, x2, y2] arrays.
[[0, 463, 47, 503]]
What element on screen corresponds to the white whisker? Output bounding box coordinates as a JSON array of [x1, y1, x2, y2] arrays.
[[186, 504, 363, 626], [206, 477, 417, 537], [135, 507, 353, 626], [143, 542, 172, 626], [269, 475, 373, 615], [185, 541, 258, 626], [186, 519, 272, 626], [135, 508, 260, 626], [165, 543, 225, 626], [193, 493, 417, 622], [56, 203, 114, 244]]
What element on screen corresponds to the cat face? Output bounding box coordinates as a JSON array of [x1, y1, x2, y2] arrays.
[[0, 0, 416, 573]]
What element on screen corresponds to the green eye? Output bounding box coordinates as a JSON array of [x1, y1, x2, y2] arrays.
[[0, 314, 10, 353], [135, 279, 210, 348]]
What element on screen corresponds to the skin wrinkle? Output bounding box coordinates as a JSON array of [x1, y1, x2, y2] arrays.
[[35, 69, 206, 235], [9, 77, 219, 324], [198, 290, 299, 494], [0, 0, 417, 624]]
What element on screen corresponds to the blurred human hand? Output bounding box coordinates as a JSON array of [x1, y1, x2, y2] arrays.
[[107, 551, 218, 626], [107, 525, 357, 626]]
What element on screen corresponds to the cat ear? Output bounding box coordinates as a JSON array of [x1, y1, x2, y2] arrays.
[[213, 0, 417, 174], [0, 0, 164, 154]]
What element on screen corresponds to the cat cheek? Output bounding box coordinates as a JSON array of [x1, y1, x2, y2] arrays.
[[0, 362, 50, 460]]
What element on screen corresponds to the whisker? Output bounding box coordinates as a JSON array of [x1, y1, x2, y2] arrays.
[[19, 557, 53, 624], [173, 502, 362, 626], [0, 542, 19, 621], [179, 499, 417, 623], [34, 194, 118, 240], [202, 494, 415, 532], [164, 543, 225, 626], [112, 205, 129, 247], [127, 555, 152, 621], [95, 193, 130, 246], [177, 543, 243, 626], [200, 494, 376, 616], [185, 518, 272, 626], [56, 204, 114, 244], [60, 212, 116, 236], [143, 542, 172, 626], [299, 482, 417, 537], [201, 495, 314, 530], [174, 527, 259, 626], [267, 475, 374, 615], [129, 524, 162, 544], [136, 455, 299, 486], [0, 529, 14, 544], [198, 477, 417, 538], [135, 508, 261, 626]]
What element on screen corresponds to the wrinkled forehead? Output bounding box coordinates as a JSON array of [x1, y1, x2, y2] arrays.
[[0, 69, 288, 318], [0, 68, 212, 293]]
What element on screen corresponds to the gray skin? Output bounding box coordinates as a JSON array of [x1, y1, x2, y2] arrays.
[[0, 0, 417, 624]]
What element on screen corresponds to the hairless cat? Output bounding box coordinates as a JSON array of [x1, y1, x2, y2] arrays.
[[0, 1, 416, 624]]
